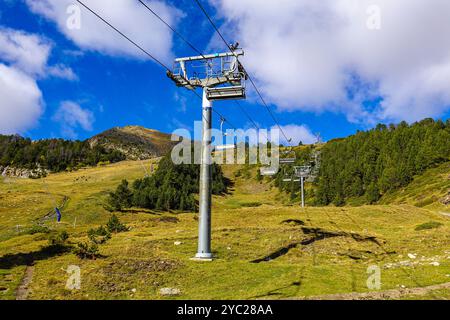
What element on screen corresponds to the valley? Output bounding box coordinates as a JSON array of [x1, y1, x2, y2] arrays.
[[0, 159, 448, 300]]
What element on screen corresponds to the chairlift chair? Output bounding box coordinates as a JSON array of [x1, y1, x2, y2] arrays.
[[215, 117, 236, 152], [279, 148, 296, 165], [260, 167, 278, 176]]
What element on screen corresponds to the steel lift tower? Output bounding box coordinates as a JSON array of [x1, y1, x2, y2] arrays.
[[168, 48, 247, 260]]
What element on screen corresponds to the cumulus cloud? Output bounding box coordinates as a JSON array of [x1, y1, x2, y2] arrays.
[[0, 27, 76, 79], [26, 0, 183, 62], [0, 27, 51, 75], [210, 0, 450, 123], [272, 124, 317, 145], [53, 101, 95, 138], [0, 64, 44, 134], [0, 27, 78, 133], [47, 64, 78, 81]]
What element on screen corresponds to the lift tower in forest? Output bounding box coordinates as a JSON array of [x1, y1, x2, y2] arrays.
[[168, 48, 247, 260]]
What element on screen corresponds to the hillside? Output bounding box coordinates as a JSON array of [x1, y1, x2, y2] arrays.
[[88, 126, 179, 160], [0, 135, 125, 178], [314, 119, 450, 206], [380, 162, 450, 210], [0, 161, 449, 300]]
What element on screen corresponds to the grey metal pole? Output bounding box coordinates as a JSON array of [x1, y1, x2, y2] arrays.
[[301, 176, 305, 208], [195, 88, 213, 260]]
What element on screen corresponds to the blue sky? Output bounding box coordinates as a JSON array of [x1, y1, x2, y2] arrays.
[[0, 0, 449, 144]]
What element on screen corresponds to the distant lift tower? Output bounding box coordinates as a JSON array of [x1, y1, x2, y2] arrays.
[[283, 165, 311, 208], [168, 47, 247, 260]]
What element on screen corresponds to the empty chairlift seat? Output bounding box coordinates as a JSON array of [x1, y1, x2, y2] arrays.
[[206, 86, 246, 101], [260, 167, 278, 176]]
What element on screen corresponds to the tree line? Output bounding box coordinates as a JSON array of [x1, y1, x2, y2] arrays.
[[316, 118, 450, 205], [0, 134, 125, 173], [107, 152, 230, 212]]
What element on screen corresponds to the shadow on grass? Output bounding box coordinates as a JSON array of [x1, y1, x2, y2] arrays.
[[251, 227, 382, 263], [122, 208, 161, 215], [0, 245, 72, 269], [249, 281, 302, 299]]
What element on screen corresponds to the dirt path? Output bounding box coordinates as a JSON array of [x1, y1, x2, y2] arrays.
[[296, 282, 450, 300], [15, 265, 34, 300]]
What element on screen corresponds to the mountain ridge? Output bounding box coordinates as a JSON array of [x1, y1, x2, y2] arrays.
[[87, 125, 179, 160]]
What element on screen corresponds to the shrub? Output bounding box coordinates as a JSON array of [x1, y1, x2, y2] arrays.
[[415, 221, 443, 231], [106, 214, 129, 233], [27, 225, 50, 235], [48, 231, 69, 247], [73, 241, 100, 260], [241, 202, 262, 208], [106, 180, 133, 211], [88, 226, 112, 244]]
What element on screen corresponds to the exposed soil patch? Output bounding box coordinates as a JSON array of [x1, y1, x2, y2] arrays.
[[16, 266, 34, 300], [155, 216, 180, 224], [296, 282, 450, 300], [251, 227, 382, 263], [98, 257, 180, 294]]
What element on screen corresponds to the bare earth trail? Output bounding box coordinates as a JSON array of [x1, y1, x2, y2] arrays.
[[296, 282, 450, 300], [15, 266, 34, 300]]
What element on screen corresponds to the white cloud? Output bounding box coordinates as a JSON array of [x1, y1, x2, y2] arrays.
[[26, 0, 183, 63], [0, 27, 80, 134], [272, 124, 317, 145], [53, 101, 95, 138], [210, 0, 450, 123], [0, 64, 44, 134], [0, 27, 51, 76], [47, 64, 78, 81]]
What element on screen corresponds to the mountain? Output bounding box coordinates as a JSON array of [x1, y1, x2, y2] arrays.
[[88, 126, 179, 160], [0, 126, 178, 177]]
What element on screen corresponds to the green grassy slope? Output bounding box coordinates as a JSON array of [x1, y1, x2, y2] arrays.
[[380, 162, 450, 211], [0, 161, 449, 300]]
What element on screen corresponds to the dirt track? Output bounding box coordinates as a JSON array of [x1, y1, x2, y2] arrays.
[[296, 282, 450, 300], [16, 266, 34, 300]]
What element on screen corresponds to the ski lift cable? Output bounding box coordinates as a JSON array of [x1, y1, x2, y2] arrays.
[[138, 0, 257, 134], [76, 1, 249, 143], [75, 0, 218, 129], [192, 0, 293, 146], [138, 0, 204, 57], [76, 0, 172, 72]]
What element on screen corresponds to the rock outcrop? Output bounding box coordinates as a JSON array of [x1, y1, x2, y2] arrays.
[[0, 166, 48, 179]]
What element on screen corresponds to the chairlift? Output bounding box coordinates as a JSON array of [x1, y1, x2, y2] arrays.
[[215, 117, 235, 152], [206, 85, 246, 101], [279, 148, 296, 165], [294, 165, 312, 178], [260, 167, 278, 176]]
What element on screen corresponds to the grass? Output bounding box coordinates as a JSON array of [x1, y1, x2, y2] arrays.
[[415, 221, 444, 231], [380, 162, 450, 210], [0, 160, 449, 300]]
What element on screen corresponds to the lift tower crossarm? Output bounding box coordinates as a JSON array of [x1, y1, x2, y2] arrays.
[[175, 50, 244, 62]]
